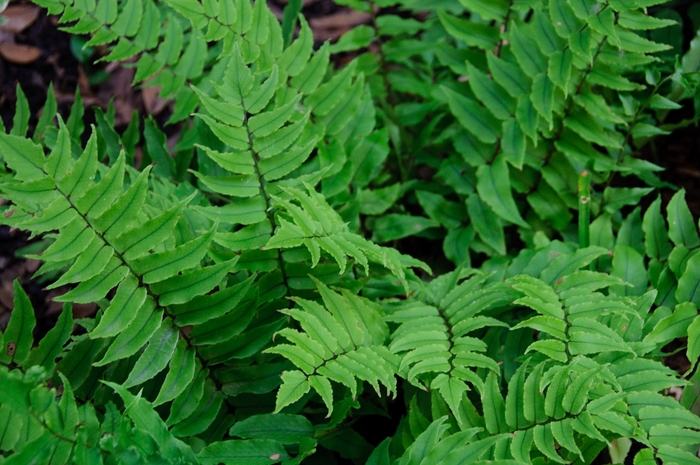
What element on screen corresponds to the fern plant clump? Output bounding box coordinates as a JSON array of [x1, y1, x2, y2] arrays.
[[0, 0, 700, 463]]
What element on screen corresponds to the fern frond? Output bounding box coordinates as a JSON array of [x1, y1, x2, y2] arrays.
[[499, 269, 688, 462], [267, 184, 429, 282], [0, 123, 256, 437], [331, 0, 689, 267], [266, 279, 399, 414], [0, 284, 204, 463], [387, 271, 515, 422]]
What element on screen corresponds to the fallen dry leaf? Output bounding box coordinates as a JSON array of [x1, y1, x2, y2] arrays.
[[0, 5, 39, 34], [267, 2, 283, 19], [142, 84, 169, 116], [72, 302, 97, 319], [309, 10, 371, 41], [0, 279, 13, 311], [0, 41, 41, 64], [77, 65, 96, 100], [308, 9, 371, 29], [97, 66, 137, 125], [24, 259, 40, 274], [667, 386, 683, 402]]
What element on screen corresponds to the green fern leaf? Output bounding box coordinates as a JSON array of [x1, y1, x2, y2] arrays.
[[569, 319, 633, 355], [23, 304, 73, 372], [197, 145, 255, 175], [644, 301, 697, 344], [44, 117, 71, 179], [93, 303, 162, 366], [274, 370, 310, 412], [150, 259, 237, 306], [0, 133, 46, 181], [90, 275, 146, 338], [0, 281, 37, 365], [259, 137, 315, 181], [532, 7, 566, 57], [198, 439, 289, 465], [482, 372, 508, 434], [290, 42, 330, 94], [437, 9, 499, 50], [562, 368, 599, 415], [243, 66, 279, 114], [56, 258, 129, 303], [33, 219, 96, 263], [667, 189, 700, 248], [115, 193, 195, 259], [442, 434, 511, 465], [10, 84, 30, 138], [167, 363, 208, 426], [505, 359, 531, 430], [153, 340, 197, 406], [105, 381, 199, 463], [123, 318, 179, 388], [476, 156, 529, 228], [47, 237, 113, 289], [510, 429, 534, 463], [131, 225, 216, 283], [192, 85, 245, 127], [170, 380, 224, 437], [509, 22, 547, 77], [467, 63, 515, 120], [533, 423, 567, 463], [441, 85, 500, 144], [188, 294, 257, 345], [170, 275, 255, 326]]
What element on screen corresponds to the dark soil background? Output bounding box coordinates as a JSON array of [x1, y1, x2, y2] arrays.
[[0, 1, 699, 463]]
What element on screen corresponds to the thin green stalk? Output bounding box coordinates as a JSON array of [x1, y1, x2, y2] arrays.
[[578, 170, 591, 250]]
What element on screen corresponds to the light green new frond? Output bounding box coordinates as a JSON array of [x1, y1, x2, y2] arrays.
[[267, 281, 398, 414], [392, 414, 510, 465], [509, 267, 649, 363], [0, 312, 202, 463], [265, 184, 428, 282], [386, 272, 512, 422], [490, 270, 690, 462], [106, 381, 200, 462]]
